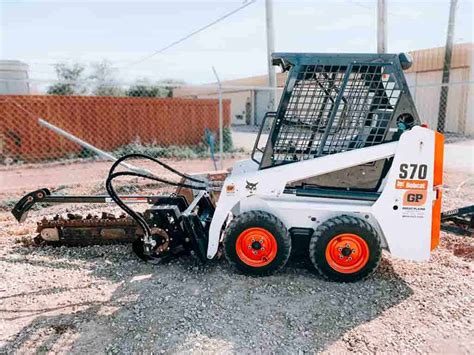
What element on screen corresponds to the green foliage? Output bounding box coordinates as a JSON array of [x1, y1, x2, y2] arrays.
[[159, 79, 185, 98], [0, 198, 16, 211], [205, 126, 234, 152], [222, 126, 233, 152], [126, 84, 165, 98], [113, 138, 208, 159], [90, 60, 124, 97], [46, 61, 184, 98], [126, 79, 185, 98], [94, 86, 124, 97], [47, 63, 86, 95], [47, 83, 76, 96], [112, 127, 235, 161], [78, 147, 96, 158]]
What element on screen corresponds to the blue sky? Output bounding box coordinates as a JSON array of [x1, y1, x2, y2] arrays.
[[1, 0, 473, 84]]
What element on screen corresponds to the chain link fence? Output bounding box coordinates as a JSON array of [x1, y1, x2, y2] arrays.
[[0, 84, 235, 164], [410, 81, 473, 141]]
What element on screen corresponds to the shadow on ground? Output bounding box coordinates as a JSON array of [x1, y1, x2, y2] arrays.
[[1, 243, 413, 353]]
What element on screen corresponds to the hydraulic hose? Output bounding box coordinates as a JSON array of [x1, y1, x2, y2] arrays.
[[105, 153, 207, 252]]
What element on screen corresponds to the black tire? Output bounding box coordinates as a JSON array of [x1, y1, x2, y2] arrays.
[[309, 215, 381, 282], [223, 211, 291, 276]]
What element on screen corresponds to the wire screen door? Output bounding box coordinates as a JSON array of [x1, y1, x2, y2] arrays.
[[260, 62, 402, 168]]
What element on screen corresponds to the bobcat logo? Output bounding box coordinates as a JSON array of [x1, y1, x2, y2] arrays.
[[245, 180, 258, 194]]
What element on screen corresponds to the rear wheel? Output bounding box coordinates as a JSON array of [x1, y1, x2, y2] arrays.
[[309, 215, 381, 282], [224, 211, 291, 276]]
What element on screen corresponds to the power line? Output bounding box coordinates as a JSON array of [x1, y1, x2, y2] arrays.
[[25, 0, 255, 70], [121, 0, 257, 69], [352, 1, 372, 10]]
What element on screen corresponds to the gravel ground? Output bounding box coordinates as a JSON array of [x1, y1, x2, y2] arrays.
[[0, 165, 473, 354]]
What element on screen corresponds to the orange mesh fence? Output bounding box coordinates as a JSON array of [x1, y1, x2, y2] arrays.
[[0, 95, 231, 163]]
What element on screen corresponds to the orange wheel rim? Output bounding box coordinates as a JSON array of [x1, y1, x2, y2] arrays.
[[235, 227, 278, 267], [325, 233, 369, 274]]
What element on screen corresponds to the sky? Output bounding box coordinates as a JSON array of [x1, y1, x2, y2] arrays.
[[1, 0, 473, 85]]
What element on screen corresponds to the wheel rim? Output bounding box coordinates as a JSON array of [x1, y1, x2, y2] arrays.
[[235, 227, 278, 267], [325, 233, 370, 274]]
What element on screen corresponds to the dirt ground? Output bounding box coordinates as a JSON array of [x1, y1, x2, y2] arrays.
[[0, 157, 242, 199], [0, 158, 473, 354]]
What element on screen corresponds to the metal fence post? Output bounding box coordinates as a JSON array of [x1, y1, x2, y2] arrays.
[[212, 67, 224, 170], [437, 0, 458, 133]]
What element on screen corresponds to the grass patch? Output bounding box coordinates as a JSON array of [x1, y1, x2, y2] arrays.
[[112, 141, 209, 159], [0, 198, 17, 211]]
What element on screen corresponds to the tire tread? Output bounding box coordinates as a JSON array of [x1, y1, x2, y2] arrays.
[[309, 215, 381, 282], [223, 211, 291, 276]]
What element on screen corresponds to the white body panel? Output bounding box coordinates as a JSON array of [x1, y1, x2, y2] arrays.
[[207, 127, 437, 262]]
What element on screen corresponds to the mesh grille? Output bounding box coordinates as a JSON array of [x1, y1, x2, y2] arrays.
[[267, 63, 401, 167]]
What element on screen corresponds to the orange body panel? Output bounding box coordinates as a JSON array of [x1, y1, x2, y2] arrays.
[[433, 132, 445, 187], [431, 132, 444, 250], [431, 189, 442, 250]]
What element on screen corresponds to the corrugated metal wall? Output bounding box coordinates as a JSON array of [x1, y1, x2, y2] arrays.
[[405, 43, 473, 135]]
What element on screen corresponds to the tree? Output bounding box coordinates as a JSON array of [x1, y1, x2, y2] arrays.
[[47, 63, 86, 95], [126, 79, 185, 98], [126, 83, 163, 97], [158, 79, 185, 98], [89, 60, 123, 97]]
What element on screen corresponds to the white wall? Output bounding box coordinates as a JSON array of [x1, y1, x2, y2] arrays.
[[254, 89, 284, 125], [197, 90, 254, 125], [0, 60, 30, 95]]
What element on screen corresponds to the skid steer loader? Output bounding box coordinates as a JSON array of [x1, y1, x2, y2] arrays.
[[12, 52, 444, 282]]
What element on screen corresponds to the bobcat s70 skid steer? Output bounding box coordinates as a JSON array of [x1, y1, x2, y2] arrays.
[[12, 52, 444, 282]]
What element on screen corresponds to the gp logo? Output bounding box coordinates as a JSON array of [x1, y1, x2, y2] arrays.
[[403, 190, 427, 206]]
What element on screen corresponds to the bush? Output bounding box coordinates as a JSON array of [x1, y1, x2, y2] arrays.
[[126, 85, 165, 98], [222, 126, 233, 152], [112, 127, 235, 160], [47, 63, 86, 96], [112, 138, 208, 160]]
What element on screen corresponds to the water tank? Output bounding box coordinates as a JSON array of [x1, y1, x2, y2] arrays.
[[0, 60, 30, 94]]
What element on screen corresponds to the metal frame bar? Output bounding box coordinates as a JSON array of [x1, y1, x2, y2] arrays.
[[255, 53, 420, 169]]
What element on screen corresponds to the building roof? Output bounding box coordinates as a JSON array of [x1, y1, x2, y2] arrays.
[[173, 43, 473, 97], [172, 72, 288, 97]]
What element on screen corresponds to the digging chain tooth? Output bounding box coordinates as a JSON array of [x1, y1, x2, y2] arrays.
[[36, 213, 139, 238], [67, 213, 83, 220], [101, 212, 116, 219]]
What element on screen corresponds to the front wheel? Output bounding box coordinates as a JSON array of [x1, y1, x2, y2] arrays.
[[223, 211, 291, 276], [309, 215, 382, 282]]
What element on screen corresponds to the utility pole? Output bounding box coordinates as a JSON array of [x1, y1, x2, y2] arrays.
[[377, 0, 387, 53], [436, 0, 458, 132], [265, 0, 276, 112]]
